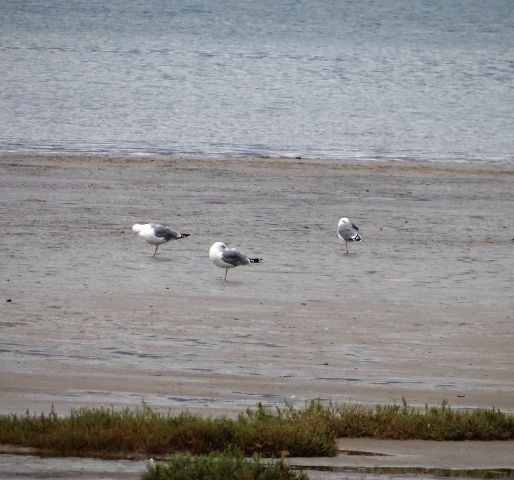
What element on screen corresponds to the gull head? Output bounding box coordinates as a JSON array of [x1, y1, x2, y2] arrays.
[[209, 241, 227, 259], [338, 217, 350, 226]]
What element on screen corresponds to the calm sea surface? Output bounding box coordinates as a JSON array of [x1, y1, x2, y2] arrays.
[[1, 0, 513, 163]]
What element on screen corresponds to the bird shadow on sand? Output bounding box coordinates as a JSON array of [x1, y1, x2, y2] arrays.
[[214, 278, 245, 286], [146, 255, 174, 263], [339, 251, 360, 257]]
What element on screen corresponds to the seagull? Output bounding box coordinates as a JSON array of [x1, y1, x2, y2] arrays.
[[209, 241, 262, 280], [337, 217, 361, 254], [132, 223, 190, 256]]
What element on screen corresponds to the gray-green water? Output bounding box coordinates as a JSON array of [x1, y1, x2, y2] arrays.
[[1, 0, 513, 162]]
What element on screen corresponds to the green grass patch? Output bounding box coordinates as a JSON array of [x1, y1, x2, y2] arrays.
[[142, 452, 308, 480], [322, 399, 514, 441], [0, 400, 512, 458], [0, 403, 334, 458]]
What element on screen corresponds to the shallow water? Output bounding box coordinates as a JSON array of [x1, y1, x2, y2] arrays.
[[0, 452, 512, 480], [1, 1, 514, 162]]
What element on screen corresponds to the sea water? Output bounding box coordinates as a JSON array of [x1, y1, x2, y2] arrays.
[[1, 0, 513, 163]]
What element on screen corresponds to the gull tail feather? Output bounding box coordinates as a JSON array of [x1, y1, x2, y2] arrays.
[[249, 257, 262, 263]]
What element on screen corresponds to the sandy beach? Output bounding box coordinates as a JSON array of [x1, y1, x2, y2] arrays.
[[1, 152, 513, 418], [1, 153, 514, 478]]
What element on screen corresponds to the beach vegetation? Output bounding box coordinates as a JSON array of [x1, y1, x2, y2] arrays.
[[0, 403, 334, 458], [300, 398, 514, 441], [0, 400, 512, 459], [142, 451, 308, 480]]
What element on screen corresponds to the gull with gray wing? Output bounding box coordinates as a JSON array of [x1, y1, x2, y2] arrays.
[[209, 241, 262, 280], [337, 217, 361, 254], [132, 223, 190, 256]]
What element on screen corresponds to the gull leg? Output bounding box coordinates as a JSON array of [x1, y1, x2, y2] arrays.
[[153, 245, 159, 257], [224, 268, 228, 281], [345, 241, 349, 255]]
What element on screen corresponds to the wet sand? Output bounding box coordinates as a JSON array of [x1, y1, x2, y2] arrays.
[[1, 153, 513, 476], [1, 152, 513, 416]]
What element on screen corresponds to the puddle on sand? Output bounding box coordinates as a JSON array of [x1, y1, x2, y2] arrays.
[[297, 465, 514, 480], [0, 453, 147, 480], [1, 453, 512, 480]]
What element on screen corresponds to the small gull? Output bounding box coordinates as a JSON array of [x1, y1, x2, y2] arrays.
[[337, 217, 361, 254], [209, 241, 262, 280], [132, 223, 190, 256]]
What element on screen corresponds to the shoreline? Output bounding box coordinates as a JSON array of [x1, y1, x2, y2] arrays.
[[2, 148, 513, 167], [2, 150, 514, 174]]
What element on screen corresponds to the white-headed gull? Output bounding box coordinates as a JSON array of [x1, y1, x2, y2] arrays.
[[132, 223, 190, 256], [209, 241, 262, 280], [337, 217, 361, 254]]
